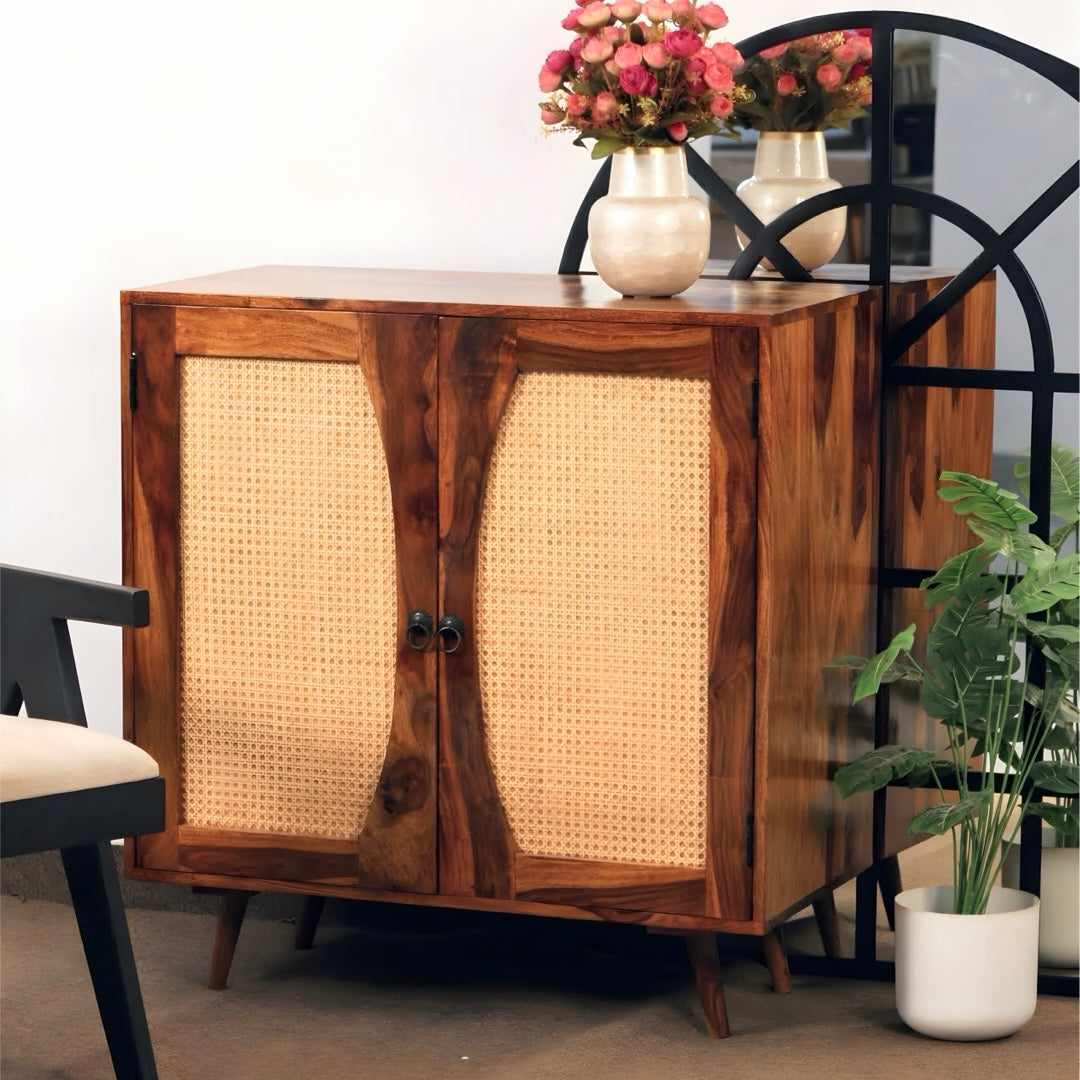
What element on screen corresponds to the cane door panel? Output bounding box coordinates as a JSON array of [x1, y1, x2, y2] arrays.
[[127, 305, 438, 892], [436, 317, 758, 920]]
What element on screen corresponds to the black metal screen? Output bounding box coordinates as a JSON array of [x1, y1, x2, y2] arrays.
[[559, 10, 1079, 992]]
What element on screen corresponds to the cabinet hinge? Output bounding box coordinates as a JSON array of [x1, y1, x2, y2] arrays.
[[128, 352, 138, 412], [745, 812, 755, 866], [749, 378, 759, 439]]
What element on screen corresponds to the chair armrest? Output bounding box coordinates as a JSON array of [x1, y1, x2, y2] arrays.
[[0, 565, 149, 630], [1, 565, 149, 725]]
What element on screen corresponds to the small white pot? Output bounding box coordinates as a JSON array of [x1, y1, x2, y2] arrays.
[[1002, 829, 1080, 968], [894, 885, 1040, 1041]]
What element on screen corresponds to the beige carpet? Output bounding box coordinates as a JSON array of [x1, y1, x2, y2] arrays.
[[2, 836, 1077, 1080]]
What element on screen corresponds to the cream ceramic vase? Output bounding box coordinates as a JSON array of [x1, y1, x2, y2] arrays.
[[587, 145, 710, 298], [735, 131, 847, 271], [1001, 828, 1080, 968], [894, 886, 1040, 1041]]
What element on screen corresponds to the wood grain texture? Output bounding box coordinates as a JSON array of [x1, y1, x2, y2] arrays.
[[515, 855, 706, 916], [881, 277, 995, 857], [208, 891, 252, 990], [683, 932, 731, 1038], [352, 314, 439, 893], [127, 304, 182, 872], [514, 320, 713, 374], [437, 317, 519, 899], [178, 827, 358, 885], [175, 307, 360, 361], [122, 266, 868, 327], [756, 292, 879, 923], [126, 863, 766, 932], [705, 327, 759, 922]]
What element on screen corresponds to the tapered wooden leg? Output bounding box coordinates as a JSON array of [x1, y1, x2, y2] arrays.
[[294, 895, 326, 950], [208, 890, 253, 990], [762, 928, 791, 993], [683, 932, 731, 1039], [812, 892, 844, 957], [61, 842, 158, 1079], [876, 855, 903, 932]]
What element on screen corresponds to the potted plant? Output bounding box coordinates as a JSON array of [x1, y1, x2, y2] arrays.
[[832, 467, 1080, 1040], [1000, 443, 1080, 967]]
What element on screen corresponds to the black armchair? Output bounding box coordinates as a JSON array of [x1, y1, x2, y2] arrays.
[[1, 565, 165, 1080]]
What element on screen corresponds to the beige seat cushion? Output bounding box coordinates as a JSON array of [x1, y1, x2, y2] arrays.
[[0, 715, 160, 802]]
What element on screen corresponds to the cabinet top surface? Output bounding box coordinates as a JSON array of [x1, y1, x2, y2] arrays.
[[122, 265, 874, 326]]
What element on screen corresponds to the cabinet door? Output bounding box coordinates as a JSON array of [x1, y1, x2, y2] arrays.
[[437, 317, 758, 923], [125, 305, 438, 892]]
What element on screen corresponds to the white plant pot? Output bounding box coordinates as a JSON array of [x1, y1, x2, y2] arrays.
[[588, 145, 710, 298], [894, 885, 1040, 1041], [735, 131, 847, 271], [1002, 828, 1080, 968]]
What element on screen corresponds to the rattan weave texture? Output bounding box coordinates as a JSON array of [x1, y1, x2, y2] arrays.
[[177, 356, 397, 840], [477, 372, 710, 869]]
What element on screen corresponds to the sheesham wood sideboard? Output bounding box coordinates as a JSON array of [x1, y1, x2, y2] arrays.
[[120, 266, 993, 1036]]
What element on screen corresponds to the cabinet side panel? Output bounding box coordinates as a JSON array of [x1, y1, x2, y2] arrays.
[[706, 327, 759, 921], [175, 346, 397, 844], [478, 370, 712, 872], [758, 296, 879, 921], [882, 277, 995, 857], [129, 305, 182, 869]]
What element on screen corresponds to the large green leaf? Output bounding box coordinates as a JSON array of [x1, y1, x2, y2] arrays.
[[964, 522, 1057, 570], [1015, 443, 1080, 526], [834, 745, 938, 799], [1006, 554, 1080, 614], [850, 624, 916, 702], [1029, 760, 1080, 795], [1026, 800, 1080, 841], [937, 471, 1037, 529], [920, 544, 993, 607], [590, 135, 625, 160], [907, 792, 992, 837]]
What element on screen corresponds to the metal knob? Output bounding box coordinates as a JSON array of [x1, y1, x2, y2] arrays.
[[436, 613, 465, 654], [404, 610, 434, 651]]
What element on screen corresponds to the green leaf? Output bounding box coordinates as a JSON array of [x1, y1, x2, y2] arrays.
[[1007, 554, 1080, 614], [1029, 760, 1080, 795], [1026, 800, 1080, 843], [1015, 443, 1080, 526], [850, 624, 916, 702], [907, 792, 991, 837], [937, 471, 1037, 529], [834, 745, 938, 798], [920, 544, 993, 606], [590, 135, 625, 160], [1029, 623, 1080, 644]]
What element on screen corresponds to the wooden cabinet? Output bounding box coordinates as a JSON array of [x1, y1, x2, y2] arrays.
[[122, 266, 887, 1027]]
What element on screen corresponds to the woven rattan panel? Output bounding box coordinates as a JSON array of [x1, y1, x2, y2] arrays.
[[477, 372, 710, 869], [177, 356, 396, 840]]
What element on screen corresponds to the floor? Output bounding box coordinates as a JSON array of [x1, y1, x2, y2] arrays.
[[2, 836, 1077, 1080]]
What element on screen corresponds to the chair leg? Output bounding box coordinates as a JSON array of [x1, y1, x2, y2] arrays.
[[294, 894, 326, 950], [60, 842, 158, 1080], [762, 928, 791, 993], [812, 891, 844, 957], [683, 932, 731, 1038], [208, 890, 253, 990]]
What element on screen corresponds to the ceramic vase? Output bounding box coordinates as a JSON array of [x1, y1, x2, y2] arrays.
[[587, 145, 710, 298], [735, 131, 847, 271], [894, 885, 1040, 1041], [1001, 828, 1080, 968]]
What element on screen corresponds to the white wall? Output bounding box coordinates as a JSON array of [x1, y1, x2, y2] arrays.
[[2, 1, 1078, 737]]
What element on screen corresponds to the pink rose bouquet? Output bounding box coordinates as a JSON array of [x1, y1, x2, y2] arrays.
[[732, 30, 872, 132], [539, 0, 741, 159]]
